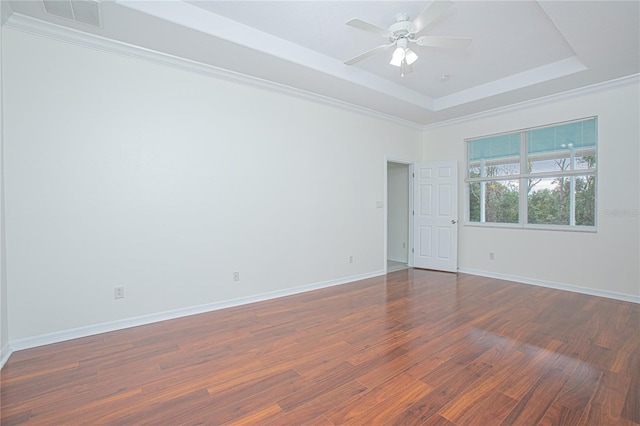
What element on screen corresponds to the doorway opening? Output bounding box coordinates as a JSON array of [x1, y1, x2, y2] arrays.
[[386, 161, 411, 272]]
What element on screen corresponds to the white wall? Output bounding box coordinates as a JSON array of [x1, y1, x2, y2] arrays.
[[2, 28, 422, 341], [3, 22, 637, 350], [387, 162, 409, 263], [423, 79, 640, 299]]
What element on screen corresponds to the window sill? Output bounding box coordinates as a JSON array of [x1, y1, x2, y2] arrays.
[[464, 222, 597, 233]]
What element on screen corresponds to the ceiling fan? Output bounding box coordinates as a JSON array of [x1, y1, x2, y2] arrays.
[[344, 0, 471, 76]]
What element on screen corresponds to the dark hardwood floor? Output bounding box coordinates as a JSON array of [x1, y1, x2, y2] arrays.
[[1, 269, 639, 425]]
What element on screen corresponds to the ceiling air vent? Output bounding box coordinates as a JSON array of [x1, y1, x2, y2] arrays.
[[42, 0, 102, 27]]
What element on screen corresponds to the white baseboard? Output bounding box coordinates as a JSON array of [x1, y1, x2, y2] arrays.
[[458, 267, 640, 304], [387, 257, 408, 264], [0, 343, 12, 369], [9, 270, 386, 353], [6, 267, 636, 363]]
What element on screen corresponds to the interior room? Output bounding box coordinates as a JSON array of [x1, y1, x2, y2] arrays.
[[1, 0, 638, 424]]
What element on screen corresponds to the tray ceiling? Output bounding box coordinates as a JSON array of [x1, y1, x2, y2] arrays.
[[4, 1, 639, 126]]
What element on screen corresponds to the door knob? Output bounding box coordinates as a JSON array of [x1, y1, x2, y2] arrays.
[[451, 219, 457, 224]]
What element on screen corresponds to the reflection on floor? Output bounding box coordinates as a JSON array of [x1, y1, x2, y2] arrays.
[[387, 260, 408, 272]]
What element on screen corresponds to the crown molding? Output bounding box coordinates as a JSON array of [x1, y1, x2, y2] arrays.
[[3, 13, 424, 131], [423, 73, 640, 130]]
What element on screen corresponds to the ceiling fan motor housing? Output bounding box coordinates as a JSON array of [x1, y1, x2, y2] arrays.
[[389, 13, 414, 42]]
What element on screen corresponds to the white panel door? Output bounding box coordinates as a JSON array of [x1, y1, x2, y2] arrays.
[[413, 161, 458, 272]]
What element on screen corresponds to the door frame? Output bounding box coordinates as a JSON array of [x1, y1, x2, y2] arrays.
[[384, 157, 414, 272]]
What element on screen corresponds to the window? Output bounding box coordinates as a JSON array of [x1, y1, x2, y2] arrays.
[[466, 117, 597, 230]]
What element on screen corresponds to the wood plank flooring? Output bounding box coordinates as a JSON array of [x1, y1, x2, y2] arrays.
[[1, 269, 639, 425]]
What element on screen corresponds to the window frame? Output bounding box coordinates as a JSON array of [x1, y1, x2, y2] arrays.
[[464, 117, 598, 232]]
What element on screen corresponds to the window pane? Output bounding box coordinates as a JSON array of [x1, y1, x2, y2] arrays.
[[527, 119, 597, 173], [527, 175, 595, 226], [469, 180, 519, 224], [469, 182, 481, 222], [468, 133, 520, 178], [527, 177, 570, 225], [575, 175, 596, 226], [486, 180, 519, 223]]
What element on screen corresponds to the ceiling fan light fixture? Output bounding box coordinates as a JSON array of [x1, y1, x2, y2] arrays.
[[390, 46, 405, 67], [401, 61, 413, 78], [404, 48, 418, 65]]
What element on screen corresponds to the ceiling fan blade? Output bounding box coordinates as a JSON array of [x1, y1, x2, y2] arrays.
[[410, 0, 453, 34], [346, 18, 393, 38], [344, 44, 393, 65], [415, 36, 471, 48]]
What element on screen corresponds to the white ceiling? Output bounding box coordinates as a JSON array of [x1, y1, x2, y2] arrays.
[[4, 0, 640, 126]]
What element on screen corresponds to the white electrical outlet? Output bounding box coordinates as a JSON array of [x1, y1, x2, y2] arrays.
[[233, 272, 240, 282], [349, 255, 353, 263], [489, 252, 495, 260], [114, 286, 125, 299]]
